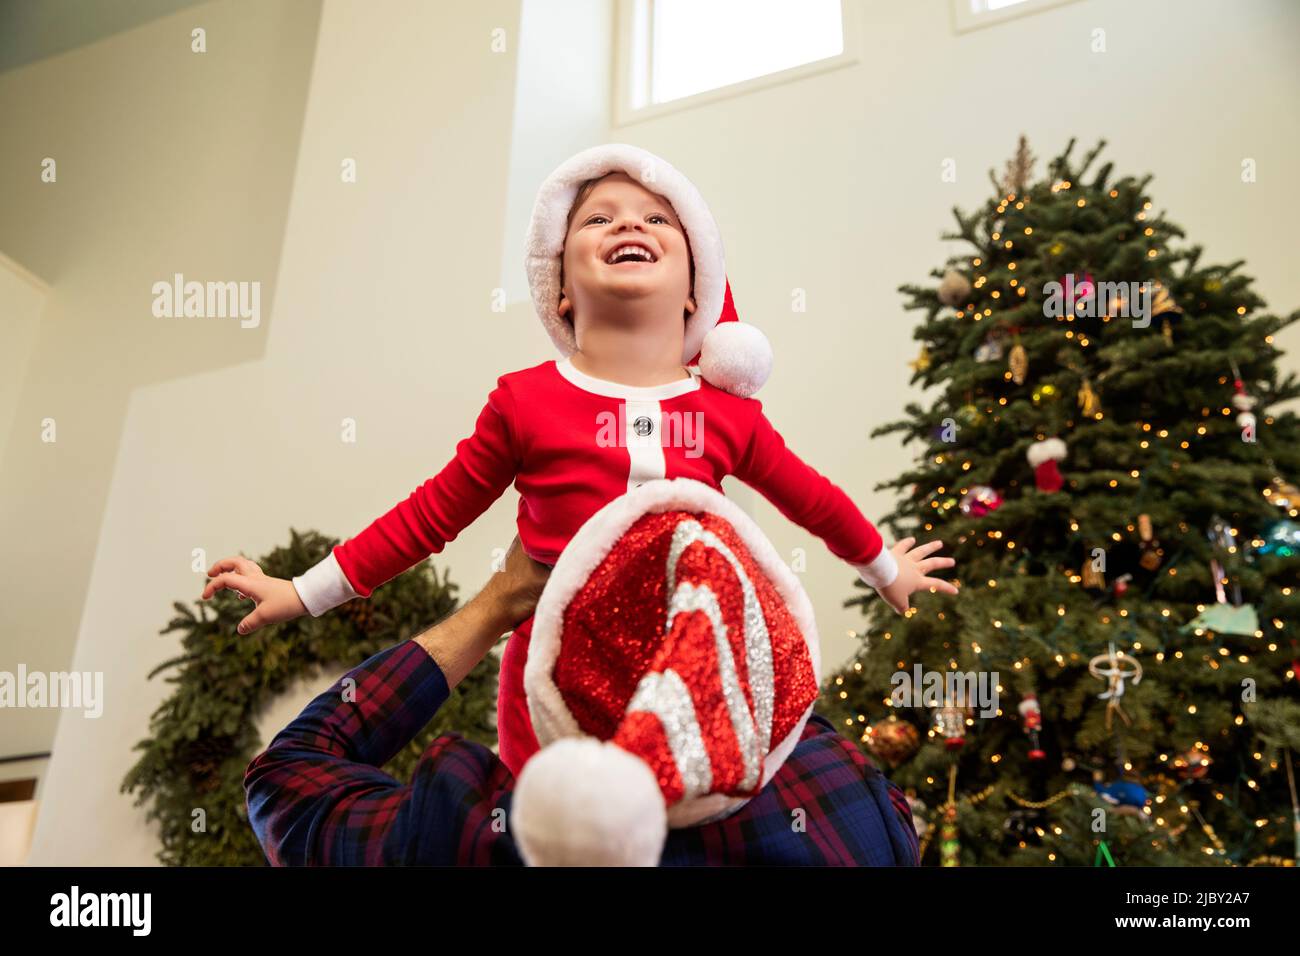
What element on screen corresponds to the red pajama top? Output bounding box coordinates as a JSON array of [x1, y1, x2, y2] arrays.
[[291, 357, 898, 617]]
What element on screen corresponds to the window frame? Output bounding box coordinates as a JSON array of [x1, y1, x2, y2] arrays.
[[950, 0, 1084, 34], [613, 0, 860, 127]]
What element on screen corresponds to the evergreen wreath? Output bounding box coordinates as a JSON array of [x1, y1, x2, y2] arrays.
[[121, 529, 497, 866]]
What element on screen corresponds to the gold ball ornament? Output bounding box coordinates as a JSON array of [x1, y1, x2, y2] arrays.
[[865, 715, 921, 766]]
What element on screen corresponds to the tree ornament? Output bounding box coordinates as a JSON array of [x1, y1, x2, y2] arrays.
[[1027, 437, 1067, 493], [937, 269, 972, 306], [974, 331, 1005, 362], [1018, 693, 1047, 760], [1150, 281, 1183, 319], [1009, 340, 1028, 384], [1172, 745, 1213, 780], [1077, 376, 1102, 418], [959, 484, 1003, 517], [1179, 601, 1259, 637], [999, 135, 1036, 195], [1256, 519, 1300, 558], [1232, 380, 1258, 434], [1094, 774, 1150, 817], [1088, 642, 1143, 729], [940, 803, 961, 866], [1137, 513, 1163, 571], [1263, 474, 1300, 514], [909, 344, 932, 374], [933, 700, 968, 750], [865, 714, 921, 766], [1081, 561, 1106, 589], [956, 403, 983, 428]]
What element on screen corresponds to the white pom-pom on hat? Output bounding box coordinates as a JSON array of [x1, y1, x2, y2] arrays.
[[512, 738, 667, 867], [696, 310, 772, 399]]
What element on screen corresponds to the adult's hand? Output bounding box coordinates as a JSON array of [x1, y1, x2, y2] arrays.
[[413, 537, 551, 688]]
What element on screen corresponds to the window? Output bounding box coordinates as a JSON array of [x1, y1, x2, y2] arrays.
[[618, 0, 854, 122], [952, 0, 1084, 33]]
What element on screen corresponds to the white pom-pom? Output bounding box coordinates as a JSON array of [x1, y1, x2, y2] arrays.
[[511, 739, 667, 867], [698, 322, 773, 398], [1232, 393, 1256, 412], [1026, 437, 1067, 467]]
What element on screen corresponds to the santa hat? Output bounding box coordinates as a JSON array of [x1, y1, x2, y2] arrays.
[[524, 144, 773, 398], [511, 477, 820, 866]]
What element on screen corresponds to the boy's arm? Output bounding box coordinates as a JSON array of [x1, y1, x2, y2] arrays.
[[733, 401, 899, 590], [293, 379, 522, 617]]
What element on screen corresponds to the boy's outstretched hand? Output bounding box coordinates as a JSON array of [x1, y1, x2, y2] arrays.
[[876, 537, 959, 615], [201, 557, 308, 634]]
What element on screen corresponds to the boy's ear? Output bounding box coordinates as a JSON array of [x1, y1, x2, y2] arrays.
[[684, 293, 696, 318]]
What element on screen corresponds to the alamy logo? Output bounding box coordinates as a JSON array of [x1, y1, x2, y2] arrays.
[[49, 886, 151, 935], [890, 664, 1000, 718], [596, 408, 704, 458], [1043, 273, 1153, 328], [151, 273, 261, 328], [0, 666, 103, 718]]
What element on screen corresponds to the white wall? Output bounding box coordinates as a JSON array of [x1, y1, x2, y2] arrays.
[[0, 0, 322, 763], [0, 253, 47, 475]]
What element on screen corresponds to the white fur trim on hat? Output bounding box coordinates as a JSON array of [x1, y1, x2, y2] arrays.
[[523, 477, 819, 831], [524, 144, 726, 366]]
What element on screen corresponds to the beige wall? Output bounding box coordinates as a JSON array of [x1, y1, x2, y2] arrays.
[[3, 0, 1298, 864], [0, 0, 323, 766]]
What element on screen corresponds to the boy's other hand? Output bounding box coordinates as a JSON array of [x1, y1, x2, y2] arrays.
[[202, 556, 308, 634], [876, 537, 959, 615]]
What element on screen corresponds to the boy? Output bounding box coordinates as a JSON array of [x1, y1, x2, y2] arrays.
[[203, 144, 958, 777]]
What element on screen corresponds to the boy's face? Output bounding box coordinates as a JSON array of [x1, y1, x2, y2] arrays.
[[558, 172, 696, 334]]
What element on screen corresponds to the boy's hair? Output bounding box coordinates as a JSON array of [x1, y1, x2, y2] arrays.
[[560, 174, 695, 327]]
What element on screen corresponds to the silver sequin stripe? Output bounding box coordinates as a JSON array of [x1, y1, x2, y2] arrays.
[[660, 519, 775, 791], [626, 669, 713, 797], [666, 519, 775, 756]]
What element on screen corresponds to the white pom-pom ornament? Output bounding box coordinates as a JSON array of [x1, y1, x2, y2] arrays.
[[937, 269, 973, 307]]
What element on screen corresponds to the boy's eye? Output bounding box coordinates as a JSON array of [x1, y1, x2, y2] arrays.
[[585, 214, 610, 225], [648, 214, 670, 224]]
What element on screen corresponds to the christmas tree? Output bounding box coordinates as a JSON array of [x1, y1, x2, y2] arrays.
[[824, 138, 1300, 867]]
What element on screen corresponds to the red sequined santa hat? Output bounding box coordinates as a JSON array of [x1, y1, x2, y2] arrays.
[[510, 477, 820, 866], [524, 144, 773, 398]]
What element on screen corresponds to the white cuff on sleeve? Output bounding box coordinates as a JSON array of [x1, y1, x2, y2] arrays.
[[292, 551, 361, 618], [855, 546, 899, 591]]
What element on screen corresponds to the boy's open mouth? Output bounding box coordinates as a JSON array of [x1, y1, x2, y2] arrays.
[[604, 241, 658, 266]]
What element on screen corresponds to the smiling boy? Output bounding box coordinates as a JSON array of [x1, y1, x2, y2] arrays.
[[203, 144, 958, 778]]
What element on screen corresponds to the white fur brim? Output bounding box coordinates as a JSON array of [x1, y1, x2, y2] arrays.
[[525, 477, 819, 828], [524, 144, 726, 365]]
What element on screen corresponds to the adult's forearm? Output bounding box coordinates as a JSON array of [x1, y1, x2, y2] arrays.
[[413, 590, 516, 689]]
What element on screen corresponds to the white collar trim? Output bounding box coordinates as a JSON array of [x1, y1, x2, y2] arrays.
[[555, 356, 701, 400]]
